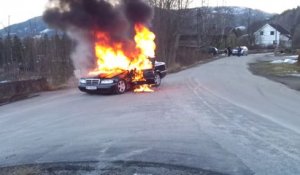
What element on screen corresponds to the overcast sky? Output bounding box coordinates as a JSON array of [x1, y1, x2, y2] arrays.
[[0, 0, 48, 29], [0, 0, 299, 29], [193, 0, 300, 13]]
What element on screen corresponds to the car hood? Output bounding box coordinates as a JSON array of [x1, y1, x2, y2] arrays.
[[83, 70, 129, 79]]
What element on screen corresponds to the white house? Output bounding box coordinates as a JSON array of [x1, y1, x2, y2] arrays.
[[254, 23, 292, 47]]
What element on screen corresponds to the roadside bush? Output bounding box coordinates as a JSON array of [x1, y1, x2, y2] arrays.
[[0, 78, 48, 104], [285, 48, 293, 53], [297, 49, 300, 64], [175, 46, 212, 67], [248, 45, 275, 50]]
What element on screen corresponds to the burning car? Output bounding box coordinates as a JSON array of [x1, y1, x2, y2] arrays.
[[43, 0, 165, 94], [78, 61, 167, 94], [76, 24, 164, 94]]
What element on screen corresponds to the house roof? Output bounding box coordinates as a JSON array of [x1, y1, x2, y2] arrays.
[[269, 23, 290, 35], [253, 23, 291, 36]]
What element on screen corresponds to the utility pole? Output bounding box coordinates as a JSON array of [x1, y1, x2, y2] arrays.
[[8, 16, 10, 31], [4, 15, 14, 79], [219, 0, 226, 47], [7, 15, 10, 36], [29, 20, 34, 37], [198, 0, 209, 46], [197, 6, 200, 46], [2, 15, 11, 36], [247, 8, 252, 46]]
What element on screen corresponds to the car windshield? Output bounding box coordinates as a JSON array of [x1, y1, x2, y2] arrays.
[[1, 0, 300, 174]]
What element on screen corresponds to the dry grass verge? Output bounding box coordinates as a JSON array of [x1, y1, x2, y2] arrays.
[[249, 61, 300, 91], [0, 166, 41, 175], [249, 61, 300, 76]]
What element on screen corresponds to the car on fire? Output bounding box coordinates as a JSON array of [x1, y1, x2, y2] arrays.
[[78, 61, 167, 94]]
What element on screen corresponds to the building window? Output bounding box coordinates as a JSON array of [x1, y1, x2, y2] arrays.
[[260, 31, 264, 35], [270, 31, 275, 35]]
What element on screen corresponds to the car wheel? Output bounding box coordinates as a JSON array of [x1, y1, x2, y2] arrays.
[[154, 72, 161, 87], [115, 79, 126, 94]]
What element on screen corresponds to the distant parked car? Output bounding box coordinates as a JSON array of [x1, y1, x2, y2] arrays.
[[207, 47, 218, 56], [232, 46, 248, 56]]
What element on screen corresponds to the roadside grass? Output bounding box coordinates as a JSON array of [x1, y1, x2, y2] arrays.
[[249, 61, 300, 76], [168, 55, 224, 73], [249, 60, 300, 91]]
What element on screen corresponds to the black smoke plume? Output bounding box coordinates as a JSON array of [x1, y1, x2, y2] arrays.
[[43, 0, 153, 33], [123, 0, 153, 24], [42, 0, 153, 76]]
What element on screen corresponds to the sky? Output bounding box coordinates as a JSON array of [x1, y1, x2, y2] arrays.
[[0, 0, 48, 29], [193, 0, 300, 13], [0, 0, 299, 28]]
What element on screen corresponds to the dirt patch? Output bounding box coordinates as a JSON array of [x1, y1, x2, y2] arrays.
[[249, 61, 300, 91]]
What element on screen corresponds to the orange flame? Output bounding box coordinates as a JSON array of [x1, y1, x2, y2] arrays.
[[134, 84, 154, 93], [89, 24, 156, 92]]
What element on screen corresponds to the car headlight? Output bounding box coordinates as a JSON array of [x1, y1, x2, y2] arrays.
[[101, 79, 114, 84], [79, 79, 86, 84]]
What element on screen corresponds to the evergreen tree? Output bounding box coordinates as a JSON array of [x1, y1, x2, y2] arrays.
[[37, 34, 51, 77], [12, 35, 24, 65], [292, 24, 300, 49], [23, 37, 35, 71], [4, 35, 12, 65], [60, 34, 74, 82], [1, 32, 74, 84]]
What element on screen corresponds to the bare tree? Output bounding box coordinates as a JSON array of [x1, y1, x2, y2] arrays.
[[149, 0, 193, 66]]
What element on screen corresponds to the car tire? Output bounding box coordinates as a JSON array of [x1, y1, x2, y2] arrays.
[[154, 72, 161, 87], [115, 79, 127, 94]]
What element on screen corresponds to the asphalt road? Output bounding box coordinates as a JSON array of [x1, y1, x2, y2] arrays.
[[1, 53, 300, 175]]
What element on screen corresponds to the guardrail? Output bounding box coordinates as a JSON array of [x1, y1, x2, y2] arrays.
[[0, 78, 48, 105]]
